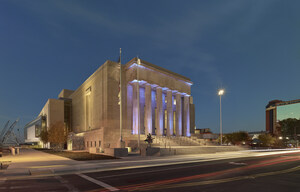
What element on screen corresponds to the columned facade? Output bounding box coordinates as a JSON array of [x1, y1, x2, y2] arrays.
[[129, 80, 192, 137], [132, 81, 139, 135], [175, 92, 182, 136], [183, 95, 190, 136], [144, 83, 152, 135], [166, 90, 173, 136]]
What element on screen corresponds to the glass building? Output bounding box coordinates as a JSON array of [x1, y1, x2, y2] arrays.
[[266, 99, 300, 135]]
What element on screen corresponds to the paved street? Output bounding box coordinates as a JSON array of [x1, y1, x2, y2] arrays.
[[1, 149, 300, 191]]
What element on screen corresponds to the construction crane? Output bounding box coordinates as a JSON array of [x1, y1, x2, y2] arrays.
[[0, 120, 10, 141], [1, 119, 20, 146]]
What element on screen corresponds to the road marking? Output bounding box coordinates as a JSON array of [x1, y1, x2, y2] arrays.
[[229, 162, 247, 166], [77, 173, 119, 191]]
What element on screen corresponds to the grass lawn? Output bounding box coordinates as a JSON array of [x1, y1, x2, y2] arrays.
[[34, 148, 117, 161]]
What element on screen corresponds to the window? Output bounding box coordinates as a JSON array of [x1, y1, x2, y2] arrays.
[[86, 87, 92, 131]]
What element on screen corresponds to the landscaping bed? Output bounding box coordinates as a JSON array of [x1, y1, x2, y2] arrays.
[[34, 148, 117, 161]]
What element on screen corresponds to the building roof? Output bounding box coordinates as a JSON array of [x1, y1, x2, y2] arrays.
[[24, 115, 44, 129], [266, 99, 300, 108], [124, 57, 192, 84]]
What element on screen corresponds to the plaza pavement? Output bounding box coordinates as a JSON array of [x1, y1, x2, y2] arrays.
[[1, 148, 300, 181]]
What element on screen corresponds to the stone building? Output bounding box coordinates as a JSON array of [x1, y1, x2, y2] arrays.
[[24, 92, 72, 147], [25, 57, 195, 151]]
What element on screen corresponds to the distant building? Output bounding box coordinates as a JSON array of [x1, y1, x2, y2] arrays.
[[266, 99, 300, 135], [25, 58, 195, 151], [194, 128, 219, 140], [24, 96, 72, 147], [195, 128, 211, 134]]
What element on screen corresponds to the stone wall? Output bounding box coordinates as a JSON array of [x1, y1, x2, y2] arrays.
[[39, 99, 64, 128]]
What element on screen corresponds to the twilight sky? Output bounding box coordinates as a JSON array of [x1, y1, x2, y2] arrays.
[[1, 0, 300, 138]]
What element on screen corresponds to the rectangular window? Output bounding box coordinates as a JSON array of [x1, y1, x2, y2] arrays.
[[90, 141, 93, 147], [86, 87, 92, 131], [87, 141, 89, 147], [95, 141, 96, 147]]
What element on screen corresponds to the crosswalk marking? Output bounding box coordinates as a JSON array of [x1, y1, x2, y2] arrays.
[[77, 173, 119, 191]]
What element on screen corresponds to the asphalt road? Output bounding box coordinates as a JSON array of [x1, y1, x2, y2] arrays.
[[1, 152, 300, 192]]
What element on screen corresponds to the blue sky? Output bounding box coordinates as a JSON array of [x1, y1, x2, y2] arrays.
[[1, 0, 300, 138]]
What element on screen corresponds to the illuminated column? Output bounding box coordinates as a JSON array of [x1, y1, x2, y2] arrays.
[[132, 81, 139, 134], [166, 90, 173, 136], [183, 95, 190, 136], [156, 87, 163, 136], [175, 92, 182, 136], [145, 83, 152, 135]]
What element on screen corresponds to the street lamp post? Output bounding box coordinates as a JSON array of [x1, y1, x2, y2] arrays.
[[218, 89, 225, 145]]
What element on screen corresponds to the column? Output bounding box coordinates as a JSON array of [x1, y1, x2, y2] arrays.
[[156, 87, 163, 136], [144, 84, 152, 135], [175, 92, 182, 136], [166, 90, 173, 136], [132, 82, 139, 134], [183, 95, 190, 136]]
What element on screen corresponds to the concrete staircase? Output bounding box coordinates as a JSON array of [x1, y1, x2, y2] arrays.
[[152, 136, 217, 147], [126, 135, 243, 156], [126, 135, 217, 148]]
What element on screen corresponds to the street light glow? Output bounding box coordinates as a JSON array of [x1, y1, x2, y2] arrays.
[[218, 89, 225, 96], [218, 88, 225, 145]]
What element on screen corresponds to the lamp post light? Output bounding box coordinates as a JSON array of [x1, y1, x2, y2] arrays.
[[218, 89, 225, 145]]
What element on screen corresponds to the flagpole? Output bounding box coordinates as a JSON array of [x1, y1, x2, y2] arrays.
[[137, 57, 140, 150], [119, 48, 123, 147]]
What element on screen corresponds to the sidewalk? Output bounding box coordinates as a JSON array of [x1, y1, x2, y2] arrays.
[[1, 148, 300, 180]]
